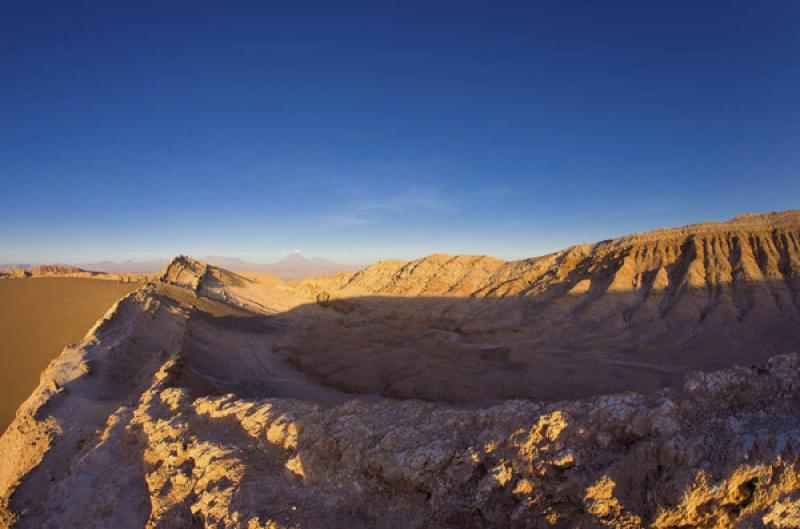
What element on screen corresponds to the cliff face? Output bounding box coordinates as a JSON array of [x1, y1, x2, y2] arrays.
[[1, 211, 800, 528], [303, 211, 800, 307]]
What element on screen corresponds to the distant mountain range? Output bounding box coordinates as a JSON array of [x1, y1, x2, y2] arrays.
[[204, 253, 363, 280], [75, 259, 170, 274], [59, 252, 363, 280]]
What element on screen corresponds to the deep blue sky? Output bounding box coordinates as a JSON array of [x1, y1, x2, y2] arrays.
[[2, 1, 798, 264]]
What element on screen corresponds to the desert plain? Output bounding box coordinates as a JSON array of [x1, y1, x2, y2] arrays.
[[0, 277, 141, 431]]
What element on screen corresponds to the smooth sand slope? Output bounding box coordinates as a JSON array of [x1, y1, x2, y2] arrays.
[[0, 278, 141, 432]]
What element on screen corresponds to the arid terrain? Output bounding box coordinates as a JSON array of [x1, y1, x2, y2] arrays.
[[284, 211, 800, 403], [0, 278, 141, 432], [1, 211, 799, 528]]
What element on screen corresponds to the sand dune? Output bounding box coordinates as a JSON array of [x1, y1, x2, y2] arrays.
[[0, 278, 141, 433]]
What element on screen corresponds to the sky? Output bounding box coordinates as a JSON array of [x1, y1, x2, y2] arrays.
[[1, 1, 799, 264]]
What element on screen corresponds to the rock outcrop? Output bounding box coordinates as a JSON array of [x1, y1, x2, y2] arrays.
[[29, 264, 90, 276], [0, 264, 143, 282], [0, 268, 30, 279]]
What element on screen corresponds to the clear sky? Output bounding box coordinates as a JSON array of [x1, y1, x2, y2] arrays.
[[1, 1, 799, 264]]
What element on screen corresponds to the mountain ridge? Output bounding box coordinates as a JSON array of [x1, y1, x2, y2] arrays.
[[205, 253, 363, 280], [297, 209, 800, 297], [61, 253, 363, 279], [274, 209, 800, 401]]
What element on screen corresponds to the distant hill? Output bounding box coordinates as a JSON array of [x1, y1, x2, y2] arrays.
[[205, 252, 363, 280], [0, 264, 32, 271], [0, 264, 89, 278], [74, 253, 363, 280], [0, 263, 142, 281], [30, 264, 88, 275], [75, 259, 169, 274]]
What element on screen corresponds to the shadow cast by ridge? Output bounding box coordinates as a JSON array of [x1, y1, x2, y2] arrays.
[[158, 270, 800, 405]]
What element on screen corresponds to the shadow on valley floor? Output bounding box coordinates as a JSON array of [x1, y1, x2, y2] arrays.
[[159, 276, 800, 405]]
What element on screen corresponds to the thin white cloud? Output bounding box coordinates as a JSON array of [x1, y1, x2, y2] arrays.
[[351, 192, 451, 213], [314, 189, 454, 226], [314, 214, 370, 226]]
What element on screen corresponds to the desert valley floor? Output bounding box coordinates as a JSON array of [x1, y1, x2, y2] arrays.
[[0, 278, 141, 431]]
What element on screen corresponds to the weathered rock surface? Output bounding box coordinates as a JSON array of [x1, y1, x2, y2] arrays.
[[0, 268, 30, 278], [1, 211, 800, 528], [0, 264, 143, 282]]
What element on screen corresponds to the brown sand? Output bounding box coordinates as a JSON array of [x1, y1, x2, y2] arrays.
[[0, 278, 140, 433]]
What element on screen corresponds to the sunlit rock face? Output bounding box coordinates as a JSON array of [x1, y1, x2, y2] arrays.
[[2, 211, 800, 528]]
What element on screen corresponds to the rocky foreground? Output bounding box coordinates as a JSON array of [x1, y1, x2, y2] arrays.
[[1, 211, 800, 528]]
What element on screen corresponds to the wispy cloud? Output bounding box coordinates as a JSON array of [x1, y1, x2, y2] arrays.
[[314, 214, 370, 226], [351, 192, 451, 213], [317, 189, 454, 226]]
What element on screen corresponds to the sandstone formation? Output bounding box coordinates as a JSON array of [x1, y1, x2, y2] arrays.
[[0, 264, 144, 282], [1, 211, 799, 528], [30, 264, 92, 276], [0, 268, 30, 279]]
